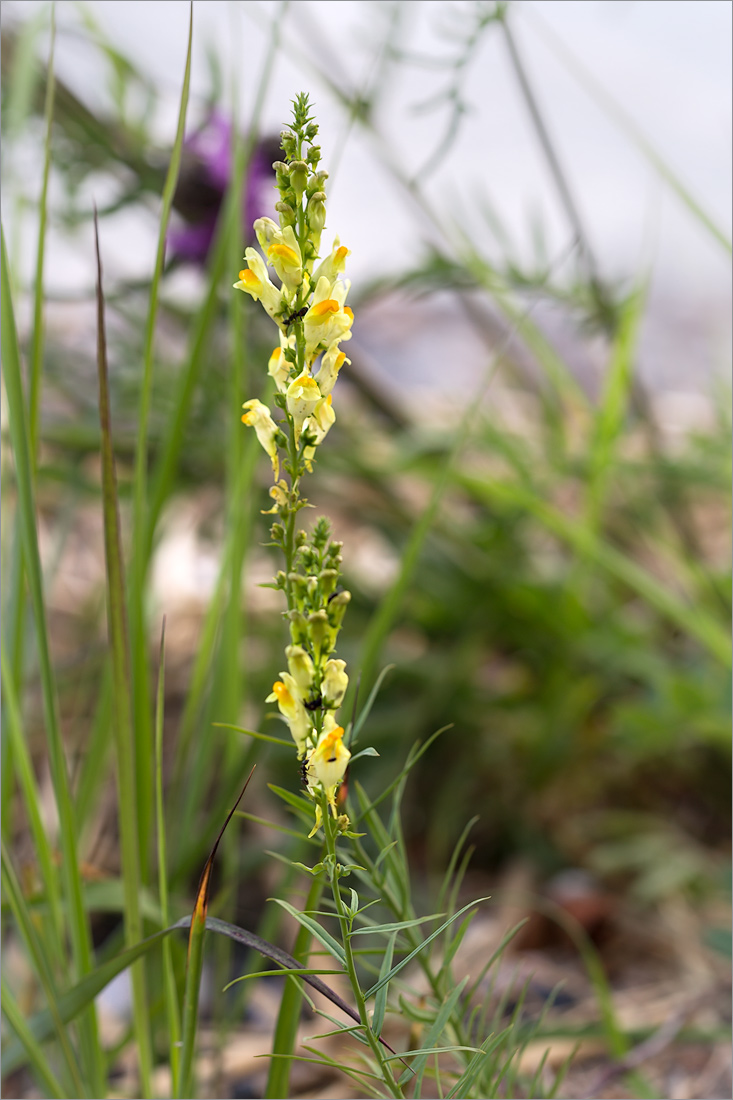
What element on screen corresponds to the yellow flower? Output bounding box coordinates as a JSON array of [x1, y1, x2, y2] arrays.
[[268, 345, 291, 393], [266, 674, 310, 757], [286, 371, 322, 443], [305, 716, 350, 835], [321, 658, 348, 708], [311, 238, 350, 289], [261, 479, 290, 515], [234, 249, 287, 324], [303, 395, 336, 471], [304, 276, 353, 363], [316, 341, 349, 398], [254, 218, 303, 292], [241, 399, 280, 478]]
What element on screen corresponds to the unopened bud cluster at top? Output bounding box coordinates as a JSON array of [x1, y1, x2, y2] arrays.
[[234, 95, 353, 835]]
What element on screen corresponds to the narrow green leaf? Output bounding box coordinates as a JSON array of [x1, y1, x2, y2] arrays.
[[0, 649, 64, 950], [353, 725, 452, 821], [154, 620, 181, 1095], [371, 931, 397, 1037], [364, 898, 490, 1000], [350, 664, 395, 744], [94, 210, 152, 1097], [400, 977, 469, 1093], [214, 722, 294, 748], [269, 898, 347, 965], [351, 913, 444, 936]]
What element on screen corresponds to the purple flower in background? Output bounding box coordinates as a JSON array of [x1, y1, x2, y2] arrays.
[[169, 111, 279, 265]]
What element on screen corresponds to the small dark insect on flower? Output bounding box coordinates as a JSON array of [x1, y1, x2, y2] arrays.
[[300, 758, 310, 788], [304, 695, 323, 711], [327, 587, 345, 603], [283, 306, 308, 329]]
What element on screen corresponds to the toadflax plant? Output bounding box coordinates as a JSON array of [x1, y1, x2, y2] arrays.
[[235, 93, 356, 842]]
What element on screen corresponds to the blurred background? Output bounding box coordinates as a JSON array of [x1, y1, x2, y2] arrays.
[[2, 2, 731, 1096]]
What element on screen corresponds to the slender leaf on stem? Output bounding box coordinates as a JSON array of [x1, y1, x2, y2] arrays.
[[371, 931, 397, 1037], [270, 898, 347, 965], [365, 899, 491, 1000]]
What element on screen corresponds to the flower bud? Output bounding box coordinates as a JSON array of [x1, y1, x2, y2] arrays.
[[308, 192, 327, 232], [289, 159, 309, 199], [307, 609, 331, 656], [319, 568, 339, 597], [322, 658, 348, 708], [288, 572, 309, 600], [275, 200, 297, 228], [287, 609, 308, 645], [286, 644, 315, 694]]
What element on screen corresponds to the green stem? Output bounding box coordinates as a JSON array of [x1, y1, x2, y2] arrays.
[[322, 798, 404, 1099]]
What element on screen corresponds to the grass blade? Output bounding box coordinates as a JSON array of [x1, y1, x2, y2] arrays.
[[154, 619, 181, 1094], [0, 649, 64, 952], [94, 211, 152, 1096]]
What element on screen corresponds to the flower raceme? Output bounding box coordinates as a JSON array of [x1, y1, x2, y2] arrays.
[[234, 95, 361, 835]]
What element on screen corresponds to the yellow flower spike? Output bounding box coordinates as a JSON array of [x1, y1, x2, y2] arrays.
[[321, 658, 348, 708], [317, 341, 349, 397], [241, 399, 280, 479], [266, 674, 310, 757], [233, 249, 287, 325], [286, 372, 322, 443]]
